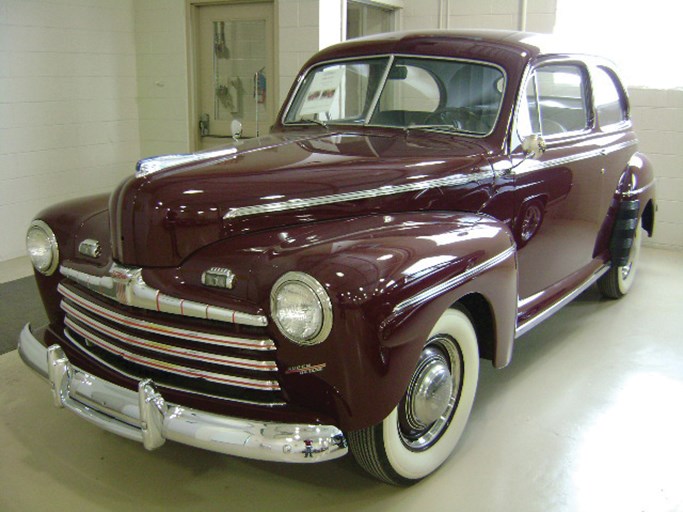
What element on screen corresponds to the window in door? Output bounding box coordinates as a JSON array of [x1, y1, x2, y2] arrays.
[[518, 64, 591, 139]]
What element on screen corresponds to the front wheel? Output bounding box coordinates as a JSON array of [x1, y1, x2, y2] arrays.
[[348, 308, 479, 485]]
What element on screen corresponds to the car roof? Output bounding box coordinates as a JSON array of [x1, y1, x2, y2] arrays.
[[306, 29, 600, 69]]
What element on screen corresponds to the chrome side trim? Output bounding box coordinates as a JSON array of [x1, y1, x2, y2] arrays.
[[393, 245, 517, 315], [17, 328, 347, 462], [225, 169, 495, 220], [64, 326, 280, 391], [622, 180, 655, 198], [515, 264, 610, 338], [136, 147, 238, 178], [58, 283, 274, 351], [60, 264, 268, 328], [61, 301, 277, 372], [512, 139, 638, 175]]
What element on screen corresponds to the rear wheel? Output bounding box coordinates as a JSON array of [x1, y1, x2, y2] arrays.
[[348, 308, 479, 485], [598, 219, 642, 299]]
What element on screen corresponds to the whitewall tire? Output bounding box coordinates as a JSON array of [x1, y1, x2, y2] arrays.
[[348, 307, 479, 485], [598, 221, 642, 299]]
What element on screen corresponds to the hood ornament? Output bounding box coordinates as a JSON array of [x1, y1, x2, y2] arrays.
[[135, 147, 238, 178]]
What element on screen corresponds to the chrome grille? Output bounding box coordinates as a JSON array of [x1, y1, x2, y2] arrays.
[[58, 281, 284, 406]]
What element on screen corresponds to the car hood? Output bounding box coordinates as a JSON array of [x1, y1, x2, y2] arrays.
[[110, 130, 493, 267]]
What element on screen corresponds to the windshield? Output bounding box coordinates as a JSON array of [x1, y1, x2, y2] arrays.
[[284, 56, 505, 136]]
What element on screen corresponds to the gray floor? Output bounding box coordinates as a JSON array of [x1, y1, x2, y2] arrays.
[[0, 276, 47, 354], [1, 246, 682, 511]]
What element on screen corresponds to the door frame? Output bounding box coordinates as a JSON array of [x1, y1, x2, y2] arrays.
[[186, 0, 278, 151]]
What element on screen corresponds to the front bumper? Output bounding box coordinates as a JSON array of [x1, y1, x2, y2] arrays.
[[17, 324, 348, 463]]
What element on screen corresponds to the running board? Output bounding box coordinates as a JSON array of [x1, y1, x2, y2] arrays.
[[515, 264, 610, 338]]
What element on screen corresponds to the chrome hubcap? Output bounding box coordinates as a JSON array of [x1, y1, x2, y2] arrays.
[[521, 204, 542, 241], [399, 336, 463, 451]]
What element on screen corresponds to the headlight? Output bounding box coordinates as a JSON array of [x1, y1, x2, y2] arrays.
[[270, 272, 333, 345], [26, 220, 59, 275]]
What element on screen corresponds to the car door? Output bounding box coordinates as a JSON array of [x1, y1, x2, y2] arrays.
[[511, 61, 605, 301]]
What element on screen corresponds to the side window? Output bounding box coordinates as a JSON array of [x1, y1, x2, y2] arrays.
[[592, 66, 628, 126], [518, 64, 590, 139]]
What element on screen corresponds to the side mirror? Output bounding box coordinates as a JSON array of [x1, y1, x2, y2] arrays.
[[521, 134, 546, 159]]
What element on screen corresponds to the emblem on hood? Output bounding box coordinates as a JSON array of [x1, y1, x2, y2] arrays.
[[201, 267, 236, 289], [78, 239, 101, 259]]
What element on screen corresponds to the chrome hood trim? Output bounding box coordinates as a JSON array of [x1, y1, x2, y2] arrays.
[[59, 263, 268, 328], [135, 148, 238, 178], [224, 168, 495, 219]]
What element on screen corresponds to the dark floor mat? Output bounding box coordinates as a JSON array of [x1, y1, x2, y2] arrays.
[[0, 276, 48, 355]]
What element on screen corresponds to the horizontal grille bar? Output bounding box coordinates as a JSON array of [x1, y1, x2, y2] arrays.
[[65, 320, 280, 390], [59, 282, 275, 351], [60, 264, 268, 327], [58, 280, 285, 406], [62, 329, 286, 407], [62, 301, 277, 372]]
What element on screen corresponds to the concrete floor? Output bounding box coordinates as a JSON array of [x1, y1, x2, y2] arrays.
[[1, 246, 682, 511]]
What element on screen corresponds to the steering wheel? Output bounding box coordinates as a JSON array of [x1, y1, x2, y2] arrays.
[[424, 107, 480, 131]]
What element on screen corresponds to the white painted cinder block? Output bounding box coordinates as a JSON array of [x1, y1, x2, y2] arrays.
[[0, 0, 141, 264]]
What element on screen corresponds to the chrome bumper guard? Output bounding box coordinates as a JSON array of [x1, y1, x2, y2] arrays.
[[17, 324, 348, 463]]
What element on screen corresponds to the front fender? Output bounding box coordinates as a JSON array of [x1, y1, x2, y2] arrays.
[[151, 212, 517, 431]]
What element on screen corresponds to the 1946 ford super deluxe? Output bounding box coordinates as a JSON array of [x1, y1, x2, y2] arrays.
[[18, 30, 655, 484]]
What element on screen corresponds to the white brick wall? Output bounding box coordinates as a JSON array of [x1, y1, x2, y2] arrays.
[[630, 88, 683, 249], [278, 0, 322, 105], [403, 0, 557, 33], [0, 0, 140, 262], [134, 0, 190, 158]]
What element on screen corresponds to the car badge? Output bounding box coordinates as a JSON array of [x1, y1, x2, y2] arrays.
[[78, 239, 101, 259], [285, 363, 327, 375], [201, 267, 235, 289]]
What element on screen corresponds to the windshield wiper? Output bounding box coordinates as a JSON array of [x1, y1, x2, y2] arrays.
[[297, 118, 329, 129], [405, 124, 482, 136], [406, 124, 460, 133]]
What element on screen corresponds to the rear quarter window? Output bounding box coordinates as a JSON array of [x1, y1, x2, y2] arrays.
[[592, 66, 628, 127]]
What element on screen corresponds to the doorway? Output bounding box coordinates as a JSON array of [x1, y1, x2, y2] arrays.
[[194, 2, 275, 150]]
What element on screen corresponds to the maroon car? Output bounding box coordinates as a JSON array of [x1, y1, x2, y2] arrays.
[[19, 30, 655, 484]]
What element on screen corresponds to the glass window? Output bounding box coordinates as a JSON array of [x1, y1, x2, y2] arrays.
[[285, 57, 505, 136], [371, 58, 505, 135], [377, 64, 440, 114], [593, 66, 628, 126], [519, 64, 589, 138], [285, 58, 389, 124]]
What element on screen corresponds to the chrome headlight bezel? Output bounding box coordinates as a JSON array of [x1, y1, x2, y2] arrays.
[[26, 220, 59, 276], [270, 272, 333, 346]]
